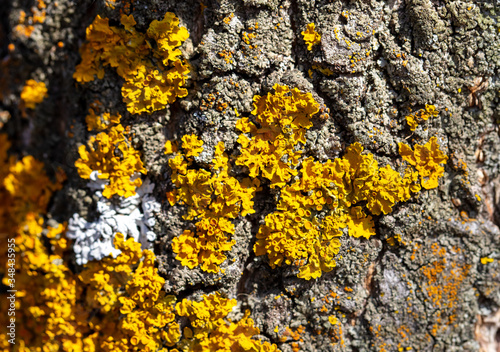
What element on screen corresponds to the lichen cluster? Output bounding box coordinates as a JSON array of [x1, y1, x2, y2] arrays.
[[73, 13, 190, 114], [254, 143, 423, 280], [20, 79, 47, 109], [175, 292, 278, 351], [165, 135, 259, 273], [399, 137, 448, 189], [236, 84, 319, 188], [405, 104, 439, 131], [85, 103, 122, 131], [168, 84, 448, 279], [0, 134, 274, 350], [75, 123, 147, 198]]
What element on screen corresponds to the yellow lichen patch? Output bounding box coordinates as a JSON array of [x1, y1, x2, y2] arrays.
[[0, 136, 270, 352], [73, 13, 190, 114], [0, 214, 92, 352], [85, 107, 121, 131], [75, 124, 147, 198], [399, 136, 448, 189], [480, 257, 494, 264], [419, 244, 470, 338], [80, 233, 181, 351], [20, 79, 48, 109], [236, 84, 319, 188], [167, 138, 259, 273], [405, 104, 439, 131], [176, 292, 279, 351], [302, 23, 321, 51], [254, 141, 420, 279]]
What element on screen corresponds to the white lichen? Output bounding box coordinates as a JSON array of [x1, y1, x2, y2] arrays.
[[67, 178, 161, 265]]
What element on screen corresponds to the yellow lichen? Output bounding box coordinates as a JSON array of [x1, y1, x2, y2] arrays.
[[20, 79, 48, 109], [175, 292, 279, 351], [79, 233, 181, 351], [73, 13, 190, 114], [405, 104, 439, 131], [480, 257, 494, 264], [236, 84, 319, 188], [167, 137, 259, 273], [13, 0, 46, 38], [254, 142, 420, 280], [398, 136, 448, 189], [85, 107, 121, 131], [75, 124, 147, 198], [302, 23, 321, 51]]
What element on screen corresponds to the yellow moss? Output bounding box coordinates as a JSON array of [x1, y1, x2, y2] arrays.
[[20, 79, 48, 109], [74, 124, 146, 198], [302, 23, 321, 51], [398, 136, 448, 189], [74, 13, 190, 114]]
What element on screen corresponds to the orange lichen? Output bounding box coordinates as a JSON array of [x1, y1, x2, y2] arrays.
[[175, 293, 279, 351], [405, 104, 439, 131], [74, 13, 190, 114], [85, 107, 121, 131], [254, 140, 420, 280], [20, 79, 48, 109], [13, 0, 46, 38]]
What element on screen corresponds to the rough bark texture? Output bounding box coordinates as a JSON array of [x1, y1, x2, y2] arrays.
[[1, 0, 500, 351]]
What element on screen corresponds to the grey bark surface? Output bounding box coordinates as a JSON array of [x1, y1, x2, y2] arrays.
[[1, 0, 500, 351]]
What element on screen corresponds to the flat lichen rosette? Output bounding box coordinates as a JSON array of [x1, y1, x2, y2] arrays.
[[254, 141, 422, 280], [165, 135, 259, 273], [398, 136, 448, 189], [73, 12, 190, 114], [75, 124, 147, 198], [236, 84, 320, 189]]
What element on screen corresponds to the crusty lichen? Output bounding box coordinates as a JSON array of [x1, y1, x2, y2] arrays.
[[73, 13, 190, 114]]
